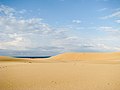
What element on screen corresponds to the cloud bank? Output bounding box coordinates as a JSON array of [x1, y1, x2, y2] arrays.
[[0, 5, 120, 56]]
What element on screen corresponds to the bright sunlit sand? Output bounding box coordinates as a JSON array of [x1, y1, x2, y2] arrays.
[[0, 52, 120, 90]]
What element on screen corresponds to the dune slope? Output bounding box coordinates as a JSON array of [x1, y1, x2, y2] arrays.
[[50, 52, 120, 61]]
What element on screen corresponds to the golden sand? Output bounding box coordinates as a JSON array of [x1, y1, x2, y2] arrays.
[[50, 52, 120, 60], [0, 52, 120, 90]]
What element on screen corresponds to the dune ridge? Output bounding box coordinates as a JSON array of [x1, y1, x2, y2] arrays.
[[50, 52, 120, 61]]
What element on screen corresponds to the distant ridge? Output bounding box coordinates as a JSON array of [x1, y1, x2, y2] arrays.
[[50, 52, 120, 60]]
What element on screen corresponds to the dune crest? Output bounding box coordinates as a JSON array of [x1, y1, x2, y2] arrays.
[[50, 52, 120, 61], [0, 56, 14, 60]]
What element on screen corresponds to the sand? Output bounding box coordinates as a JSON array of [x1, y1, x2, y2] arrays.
[[50, 52, 120, 61], [0, 52, 120, 90]]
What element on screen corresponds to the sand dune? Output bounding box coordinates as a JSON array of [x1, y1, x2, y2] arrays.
[[0, 52, 120, 90], [0, 56, 15, 60], [50, 52, 120, 61]]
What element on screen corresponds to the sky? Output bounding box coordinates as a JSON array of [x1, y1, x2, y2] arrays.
[[0, 0, 120, 56]]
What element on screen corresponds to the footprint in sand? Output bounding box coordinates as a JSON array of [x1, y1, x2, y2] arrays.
[[0, 66, 7, 69], [51, 81, 57, 84], [107, 83, 110, 85], [28, 62, 32, 63]]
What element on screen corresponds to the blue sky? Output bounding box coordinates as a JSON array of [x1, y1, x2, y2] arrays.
[[0, 0, 120, 56]]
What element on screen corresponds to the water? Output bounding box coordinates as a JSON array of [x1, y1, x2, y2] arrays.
[[13, 56, 51, 59]]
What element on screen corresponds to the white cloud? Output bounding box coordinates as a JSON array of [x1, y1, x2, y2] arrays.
[[0, 16, 56, 50], [101, 11, 120, 19], [115, 20, 120, 23], [98, 26, 120, 38], [99, 26, 119, 32], [97, 8, 107, 12], [0, 5, 15, 17], [0, 5, 71, 54], [72, 20, 81, 24], [18, 9, 27, 14]]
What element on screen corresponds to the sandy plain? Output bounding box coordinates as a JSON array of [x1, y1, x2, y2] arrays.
[[0, 52, 120, 90]]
